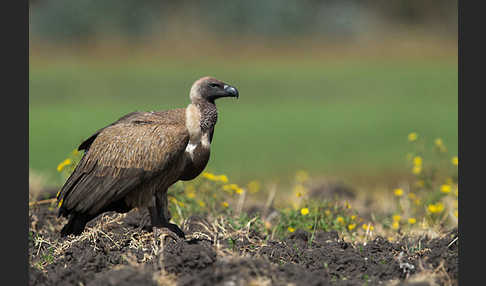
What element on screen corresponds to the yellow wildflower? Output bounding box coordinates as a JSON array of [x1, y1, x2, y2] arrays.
[[408, 218, 416, 225], [223, 184, 234, 193], [57, 158, 72, 172], [427, 204, 437, 213], [202, 172, 217, 181], [351, 215, 356, 220], [392, 221, 399, 230], [392, 215, 401, 222], [293, 184, 306, 197], [408, 132, 418, 142], [434, 138, 447, 152], [324, 210, 331, 216], [187, 192, 196, 199], [348, 224, 356, 231], [452, 156, 458, 166], [295, 170, 310, 183], [413, 156, 422, 166], [177, 201, 185, 207], [217, 175, 228, 183], [247, 180, 261, 193], [428, 202, 444, 214], [408, 192, 417, 200], [440, 184, 451, 194], [337, 216, 344, 224], [454, 210, 458, 218], [394, 188, 403, 197], [414, 198, 421, 206], [221, 201, 229, 208], [345, 201, 351, 209], [202, 173, 228, 183], [198, 200, 206, 207], [202, 172, 214, 180], [300, 208, 309, 216], [288, 227, 295, 233], [412, 165, 422, 175], [362, 224, 374, 231], [223, 184, 243, 194]]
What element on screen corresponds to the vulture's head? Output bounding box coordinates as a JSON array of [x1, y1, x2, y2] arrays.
[[190, 76, 239, 103]]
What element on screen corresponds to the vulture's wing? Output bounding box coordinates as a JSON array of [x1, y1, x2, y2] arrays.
[[58, 110, 189, 216]]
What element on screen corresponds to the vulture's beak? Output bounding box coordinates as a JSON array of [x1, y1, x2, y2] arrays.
[[223, 84, 239, 99]]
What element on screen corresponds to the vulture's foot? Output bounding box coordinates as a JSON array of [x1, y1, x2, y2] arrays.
[[165, 223, 185, 239], [148, 204, 185, 239], [152, 225, 185, 242]]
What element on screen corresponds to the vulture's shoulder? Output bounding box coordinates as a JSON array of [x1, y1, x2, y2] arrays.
[[82, 108, 188, 171], [78, 108, 187, 151]]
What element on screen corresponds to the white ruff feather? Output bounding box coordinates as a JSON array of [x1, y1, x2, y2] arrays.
[[185, 104, 201, 139]]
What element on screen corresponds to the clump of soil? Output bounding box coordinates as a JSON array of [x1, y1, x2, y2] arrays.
[[29, 203, 458, 286]]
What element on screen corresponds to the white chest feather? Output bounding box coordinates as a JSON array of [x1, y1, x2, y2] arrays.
[[185, 132, 210, 157]]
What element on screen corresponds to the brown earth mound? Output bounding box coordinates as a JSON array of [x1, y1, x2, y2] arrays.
[[29, 203, 458, 286]]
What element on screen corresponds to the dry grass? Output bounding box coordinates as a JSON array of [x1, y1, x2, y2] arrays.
[[30, 32, 456, 67], [29, 169, 48, 201], [387, 261, 456, 286]]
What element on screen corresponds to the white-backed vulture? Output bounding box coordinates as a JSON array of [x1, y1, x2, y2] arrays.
[[57, 76, 239, 238]]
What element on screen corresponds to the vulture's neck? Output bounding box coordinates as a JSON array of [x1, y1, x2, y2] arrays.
[[195, 101, 218, 132], [185, 101, 218, 143]]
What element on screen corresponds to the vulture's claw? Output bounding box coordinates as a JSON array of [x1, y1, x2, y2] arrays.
[[153, 226, 184, 243], [165, 223, 186, 239]]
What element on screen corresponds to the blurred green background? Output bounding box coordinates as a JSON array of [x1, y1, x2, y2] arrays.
[[29, 0, 457, 187]]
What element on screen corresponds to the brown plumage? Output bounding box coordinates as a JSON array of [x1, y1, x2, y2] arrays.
[[57, 76, 239, 238]]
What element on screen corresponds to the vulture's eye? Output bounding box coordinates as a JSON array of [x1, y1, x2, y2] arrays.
[[208, 83, 220, 88]]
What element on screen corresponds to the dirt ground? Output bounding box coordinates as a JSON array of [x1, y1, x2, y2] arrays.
[[29, 202, 458, 286]]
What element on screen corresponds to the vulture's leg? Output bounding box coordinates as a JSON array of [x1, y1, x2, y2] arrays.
[[148, 190, 185, 239]]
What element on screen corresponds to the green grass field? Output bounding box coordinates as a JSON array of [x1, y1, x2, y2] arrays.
[[29, 57, 457, 186]]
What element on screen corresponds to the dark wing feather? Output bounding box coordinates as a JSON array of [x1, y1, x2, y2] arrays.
[[58, 110, 188, 216]]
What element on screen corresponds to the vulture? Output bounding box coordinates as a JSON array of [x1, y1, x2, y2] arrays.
[[57, 76, 239, 238]]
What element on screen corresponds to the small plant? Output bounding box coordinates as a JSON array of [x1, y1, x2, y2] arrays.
[[167, 171, 248, 224], [56, 149, 84, 181], [388, 132, 458, 231], [274, 198, 360, 239]]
